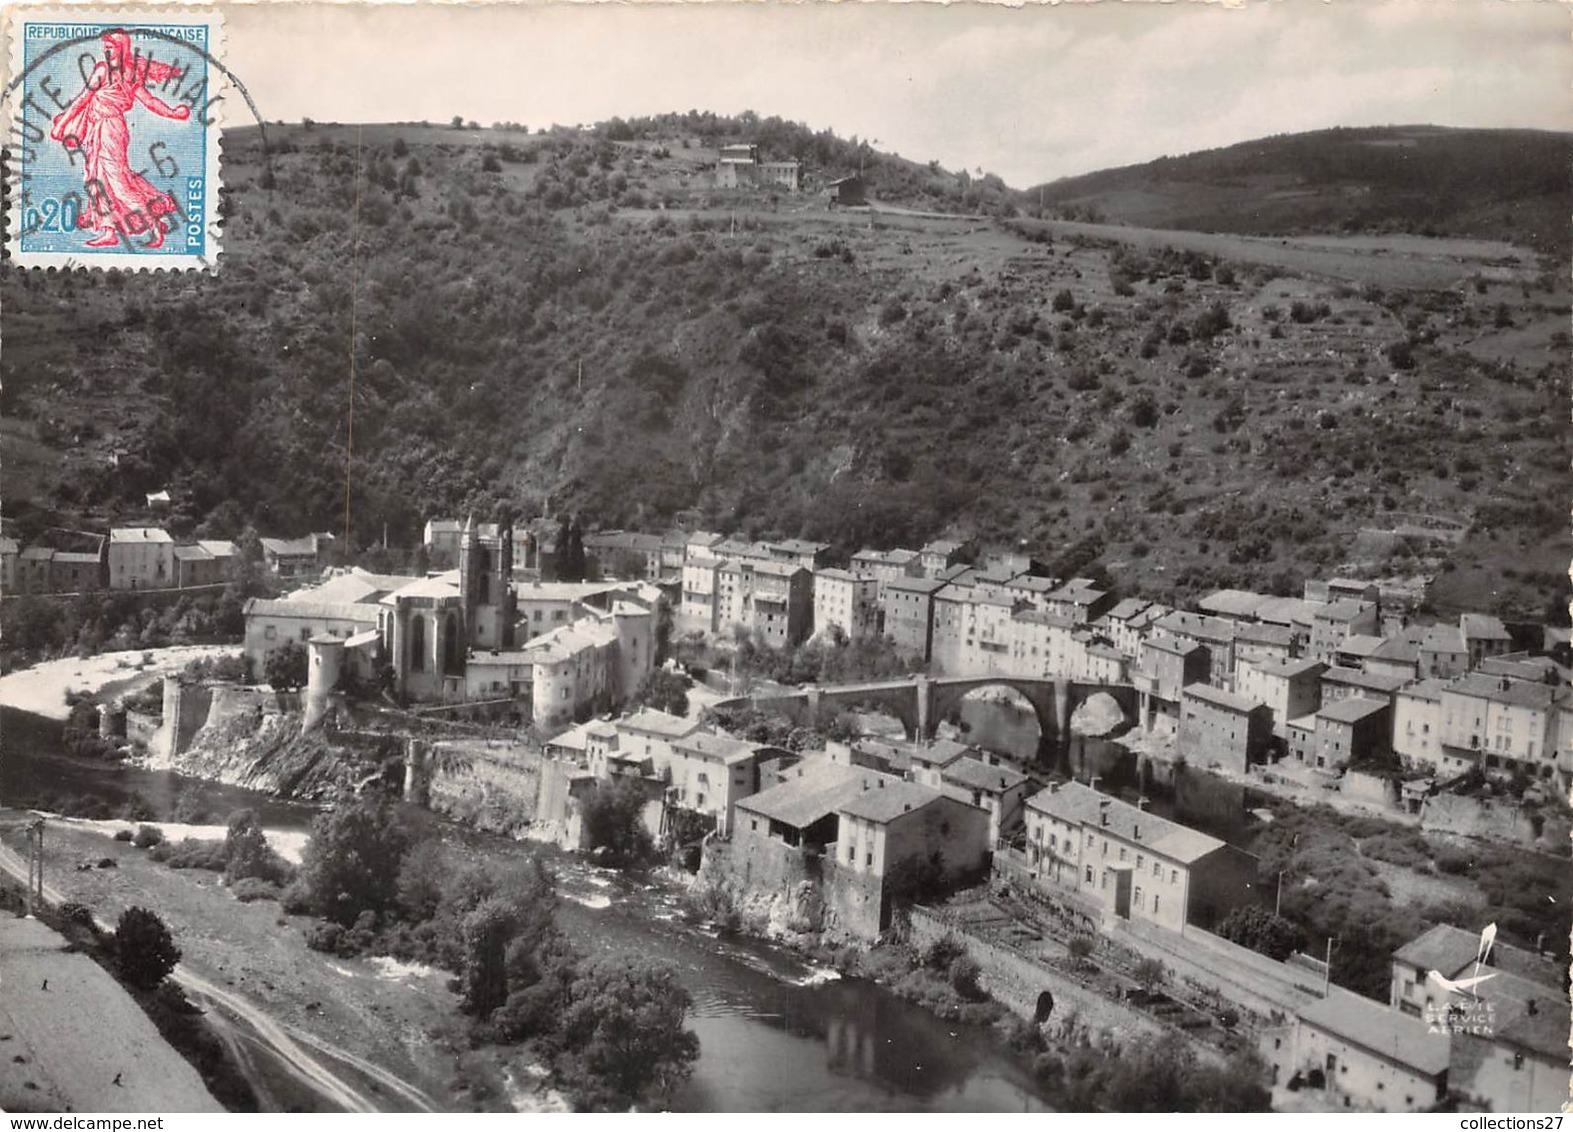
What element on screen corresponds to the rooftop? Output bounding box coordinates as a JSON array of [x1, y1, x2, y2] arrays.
[[1397, 678, 1450, 703], [1318, 696, 1390, 724], [737, 760, 883, 829], [1446, 672, 1566, 711], [1338, 634, 1387, 658], [838, 779, 944, 824], [1183, 683, 1264, 714], [1460, 613, 1512, 642], [110, 527, 173, 544], [619, 708, 702, 740], [1323, 666, 1407, 694], [243, 598, 380, 623], [912, 738, 974, 768], [1197, 588, 1270, 619], [884, 576, 947, 596], [942, 756, 1029, 794], [1298, 989, 1450, 1077], [1316, 597, 1376, 623], [1027, 781, 1227, 864], [673, 731, 762, 765], [1104, 597, 1153, 622], [815, 567, 861, 584], [1250, 657, 1326, 680]]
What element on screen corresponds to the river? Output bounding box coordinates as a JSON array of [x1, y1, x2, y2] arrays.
[[0, 705, 1053, 1112]]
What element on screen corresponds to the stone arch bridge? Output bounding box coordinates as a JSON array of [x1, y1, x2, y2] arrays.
[[715, 675, 1140, 758]]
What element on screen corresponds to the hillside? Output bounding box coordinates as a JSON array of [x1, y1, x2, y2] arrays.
[[1029, 126, 1571, 258], [2, 118, 1567, 621]]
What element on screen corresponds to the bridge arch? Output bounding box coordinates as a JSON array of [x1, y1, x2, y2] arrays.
[[929, 678, 1064, 747]]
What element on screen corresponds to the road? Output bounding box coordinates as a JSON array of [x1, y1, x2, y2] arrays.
[[0, 837, 440, 1113]]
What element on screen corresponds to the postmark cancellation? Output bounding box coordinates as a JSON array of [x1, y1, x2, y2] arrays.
[[4, 7, 225, 270]]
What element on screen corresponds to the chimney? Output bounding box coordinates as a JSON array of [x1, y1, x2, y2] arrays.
[[1527, 1000, 1538, 1016], [1137, 796, 1151, 812]]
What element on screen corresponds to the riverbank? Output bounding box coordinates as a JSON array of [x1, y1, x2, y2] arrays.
[[0, 645, 237, 721]]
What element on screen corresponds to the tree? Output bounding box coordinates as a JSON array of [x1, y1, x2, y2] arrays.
[[1133, 957, 1165, 994], [463, 897, 519, 1017], [1216, 904, 1305, 961], [1067, 935, 1095, 968], [114, 906, 181, 990], [264, 639, 309, 692], [556, 957, 700, 1110], [632, 669, 689, 717], [224, 808, 288, 884], [298, 797, 413, 925], [578, 777, 655, 867]]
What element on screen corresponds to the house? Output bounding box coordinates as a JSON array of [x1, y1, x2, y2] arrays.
[[1314, 696, 1392, 771], [1393, 680, 1448, 772], [832, 780, 991, 938], [1388, 923, 1564, 1020], [1447, 969, 1568, 1112], [1288, 989, 1450, 1111], [1334, 633, 1388, 670], [1153, 610, 1238, 687], [1009, 608, 1078, 680], [919, 539, 967, 578], [243, 598, 382, 676], [827, 174, 866, 207], [1134, 635, 1209, 733], [679, 552, 723, 635], [1022, 781, 1257, 933], [909, 737, 976, 787], [881, 576, 946, 661], [260, 533, 334, 580], [513, 620, 621, 730], [17, 546, 54, 593], [930, 588, 1017, 677], [768, 538, 831, 571], [1234, 622, 1295, 672], [108, 527, 174, 590], [1197, 588, 1272, 624], [582, 530, 664, 581], [813, 568, 880, 642], [1178, 683, 1272, 774], [937, 756, 1028, 847], [1100, 598, 1162, 659], [1321, 666, 1406, 711], [717, 560, 813, 648], [1310, 600, 1380, 664], [1305, 578, 1381, 606], [1438, 672, 1569, 783], [1418, 623, 1470, 681], [665, 731, 765, 835], [715, 144, 800, 191], [1044, 577, 1114, 625], [1365, 634, 1423, 682], [1235, 657, 1325, 739], [850, 547, 922, 600], [1459, 614, 1514, 669]]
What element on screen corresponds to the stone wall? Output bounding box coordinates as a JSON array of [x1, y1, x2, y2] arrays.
[[423, 739, 542, 836], [696, 833, 825, 941], [1343, 770, 1400, 809], [1419, 791, 1565, 849], [822, 859, 885, 942], [907, 905, 1168, 1050]]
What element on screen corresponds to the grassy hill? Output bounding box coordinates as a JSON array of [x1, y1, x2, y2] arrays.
[[2, 117, 1567, 621], [1027, 126, 1572, 258]]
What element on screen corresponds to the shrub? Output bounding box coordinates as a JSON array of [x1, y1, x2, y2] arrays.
[[231, 877, 282, 903], [949, 955, 986, 1002], [160, 838, 229, 871], [133, 824, 165, 849], [114, 829, 134, 842], [1051, 289, 1075, 313], [922, 935, 966, 973], [59, 902, 96, 927]]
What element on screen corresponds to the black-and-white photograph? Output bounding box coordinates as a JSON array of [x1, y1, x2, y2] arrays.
[[0, 0, 1568, 1116]]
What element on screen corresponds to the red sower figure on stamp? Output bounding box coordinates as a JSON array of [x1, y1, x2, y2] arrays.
[[48, 29, 189, 248]]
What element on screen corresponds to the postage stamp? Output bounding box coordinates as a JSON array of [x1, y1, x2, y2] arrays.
[[4, 8, 225, 270]]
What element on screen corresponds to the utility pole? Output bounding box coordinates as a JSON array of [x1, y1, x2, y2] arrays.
[[1322, 935, 1337, 997], [25, 819, 45, 917]]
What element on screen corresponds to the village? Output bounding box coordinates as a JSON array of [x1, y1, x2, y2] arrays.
[[23, 502, 1565, 1116]]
